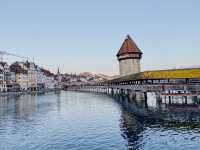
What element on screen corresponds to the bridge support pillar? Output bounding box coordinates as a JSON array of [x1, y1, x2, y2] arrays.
[[111, 88, 114, 96], [126, 89, 131, 102], [130, 91, 136, 101], [135, 92, 145, 101], [184, 96, 188, 104], [107, 88, 110, 94]]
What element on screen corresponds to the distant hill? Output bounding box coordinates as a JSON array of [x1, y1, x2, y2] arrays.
[[79, 72, 119, 81], [173, 66, 200, 69]]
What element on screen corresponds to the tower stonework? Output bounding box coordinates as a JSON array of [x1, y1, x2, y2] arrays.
[[117, 35, 143, 77]]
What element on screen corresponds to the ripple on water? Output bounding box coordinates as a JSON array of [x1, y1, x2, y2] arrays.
[[0, 91, 200, 150]]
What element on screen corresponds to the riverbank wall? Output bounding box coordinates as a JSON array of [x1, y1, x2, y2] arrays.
[[0, 88, 62, 97]]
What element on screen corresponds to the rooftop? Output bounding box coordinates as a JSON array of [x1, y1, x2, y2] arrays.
[[108, 68, 200, 83], [117, 35, 142, 57]]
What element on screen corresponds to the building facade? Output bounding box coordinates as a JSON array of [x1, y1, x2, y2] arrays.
[[10, 62, 28, 91], [0, 60, 60, 92], [15, 71, 28, 91], [25, 61, 37, 91], [40, 68, 57, 89]]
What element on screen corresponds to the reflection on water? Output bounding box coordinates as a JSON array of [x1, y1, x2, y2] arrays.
[[120, 107, 200, 150], [120, 111, 144, 150], [0, 91, 200, 150], [117, 92, 200, 123], [118, 92, 200, 149]]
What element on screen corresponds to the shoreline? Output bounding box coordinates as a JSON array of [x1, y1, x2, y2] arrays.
[[0, 89, 62, 97]]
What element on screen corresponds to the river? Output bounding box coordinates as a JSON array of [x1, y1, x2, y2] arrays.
[[0, 91, 200, 150]]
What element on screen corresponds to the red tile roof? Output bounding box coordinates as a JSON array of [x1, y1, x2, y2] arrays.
[[117, 35, 142, 57], [10, 63, 28, 74]]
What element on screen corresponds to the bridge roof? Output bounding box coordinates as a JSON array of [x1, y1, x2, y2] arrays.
[[117, 35, 142, 57], [107, 68, 200, 83]]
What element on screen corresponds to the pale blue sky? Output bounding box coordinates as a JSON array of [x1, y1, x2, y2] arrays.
[[0, 0, 200, 75]]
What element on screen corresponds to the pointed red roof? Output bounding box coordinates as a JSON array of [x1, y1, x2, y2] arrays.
[[117, 35, 142, 57]]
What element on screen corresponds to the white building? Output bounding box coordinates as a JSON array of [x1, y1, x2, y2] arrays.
[[0, 69, 4, 82], [45, 76, 56, 89], [0, 82, 7, 92], [0, 69, 7, 92], [36, 67, 46, 90], [25, 61, 37, 91], [0, 62, 11, 92], [40, 68, 57, 89]]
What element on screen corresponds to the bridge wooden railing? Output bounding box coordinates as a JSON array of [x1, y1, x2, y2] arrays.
[[68, 83, 200, 92]]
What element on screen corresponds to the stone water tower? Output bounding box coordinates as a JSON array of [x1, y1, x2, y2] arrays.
[[117, 35, 143, 76]]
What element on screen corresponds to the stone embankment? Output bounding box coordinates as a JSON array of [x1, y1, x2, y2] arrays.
[[0, 88, 62, 97]]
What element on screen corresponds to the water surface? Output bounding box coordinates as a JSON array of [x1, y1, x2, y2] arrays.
[[0, 91, 200, 150]]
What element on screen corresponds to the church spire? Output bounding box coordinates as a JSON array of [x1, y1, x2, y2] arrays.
[[57, 67, 60, 75]]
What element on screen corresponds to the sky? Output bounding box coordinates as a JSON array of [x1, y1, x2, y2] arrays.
[[0, 0, 200, 75]]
